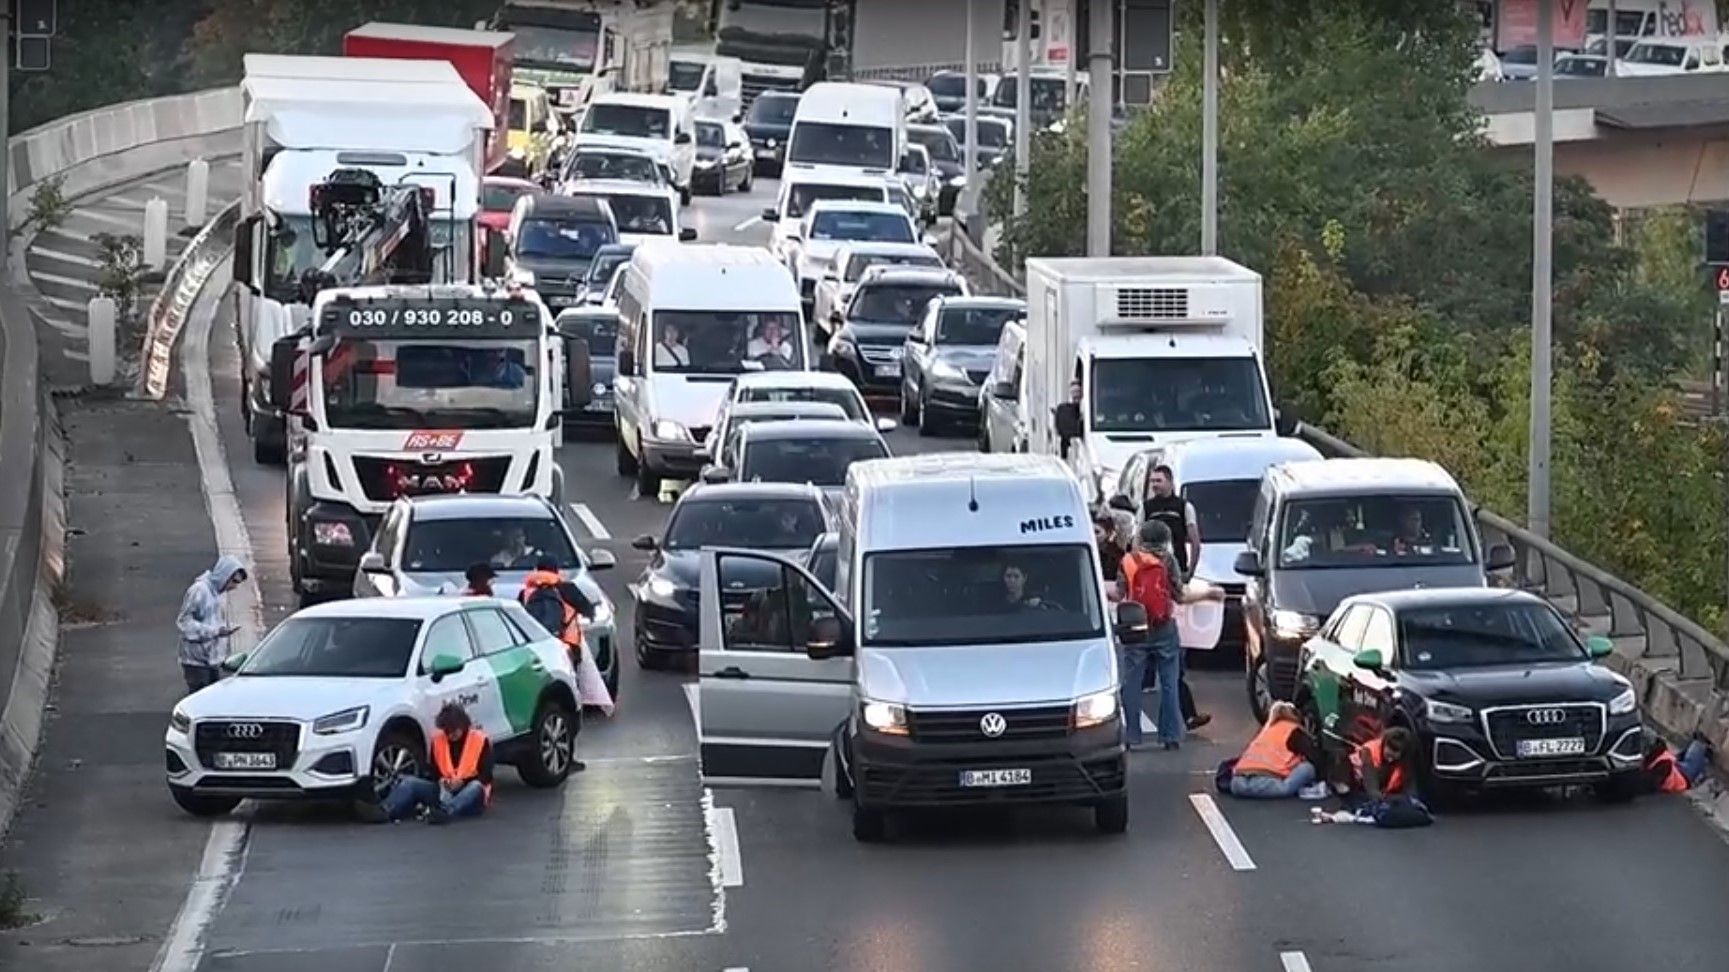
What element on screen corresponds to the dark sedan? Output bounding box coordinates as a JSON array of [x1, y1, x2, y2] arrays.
[[743, 90, 799, 176], [630, 482, 831, 670], [578, 243, 635, 306], [1297, 588, 1644, 801], [826, 267, 968, 396], [556, 306, 619, 432], [694, 119, 753, 195]]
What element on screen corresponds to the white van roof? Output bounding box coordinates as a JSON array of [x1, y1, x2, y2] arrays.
[[1152, 436, 1326, 486], [590, 92, 685, 112], [1271, 458, 1463, 497], [781, 163, 894, 188], [628, 243, 801, 312], [733, 371, 857, 393], [851, 453, 1092, 552]]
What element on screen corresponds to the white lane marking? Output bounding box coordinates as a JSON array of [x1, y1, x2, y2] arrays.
[[569, 501, 611, 540], [699, 789, 729, 933], [731, 215, 762, 232], [708, 806, 744, 887], [144, 181, 188, 197], [30, 270, 98, 291], [42, 293, 89, 311], [1280, 952, 1313, 972], [150, 259, 260, 972], [66, 208, 139, 230], [1141, 711, 1155, 735], [185, 926, 719, 957], [684, 681, 701, 732], [27, 245, 99, 267], [1187, 793, 1257, 872], [382, 943, 398, 972]]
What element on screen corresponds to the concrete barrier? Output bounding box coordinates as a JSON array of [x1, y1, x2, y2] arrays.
[[0, 85, 242, 837]]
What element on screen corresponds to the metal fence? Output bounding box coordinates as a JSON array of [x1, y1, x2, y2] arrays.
[[138, 199, 240, 400]]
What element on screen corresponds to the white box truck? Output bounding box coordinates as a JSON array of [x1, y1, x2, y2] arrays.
[[1023, 256, 1277, 504], [231, 55, 493, 464]]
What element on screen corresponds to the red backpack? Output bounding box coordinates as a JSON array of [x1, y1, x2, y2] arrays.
[[1121, 551, 1174, 625]]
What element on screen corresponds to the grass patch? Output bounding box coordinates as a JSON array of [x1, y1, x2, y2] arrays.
[[0, 872, 38, 930]]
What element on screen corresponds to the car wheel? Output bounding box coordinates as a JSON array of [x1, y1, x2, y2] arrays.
[[518, 698, 578, 787], [1094, 794, 1129, 834], [616, 433, 638, 476], [634, 627, 659, 671], [851, 793, 887, 843], [977, 419, 991, 452], [169, 786, 241, 818], [368, 728, 425, 803], [899, 382, 918, 424], [635, 440, 661, 496], [1245, 645, 1272, 724], [741, 170, 753, 192], [253, 432, 283, 466], [916, 393, 938, 437], [603, 657, 621, 702]]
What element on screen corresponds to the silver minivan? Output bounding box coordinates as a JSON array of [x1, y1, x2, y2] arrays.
[[692, 452, 1131, 842]]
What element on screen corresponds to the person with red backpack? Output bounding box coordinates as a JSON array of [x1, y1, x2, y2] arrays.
[[1119, 520, 1223, 750]]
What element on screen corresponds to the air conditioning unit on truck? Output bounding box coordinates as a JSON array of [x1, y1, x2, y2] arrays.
[[1023, 256, 1277, 504], [267, 283, 581, 604], [232, 54, 492, 467]]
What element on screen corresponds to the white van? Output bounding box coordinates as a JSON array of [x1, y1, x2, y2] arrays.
[[692, 452, 1130, 841], [612, 243, 811, 493], [578, 92, 697, 204], [1618, 36, 1726, 75], [786, 81, 904, 176], [667, 52, 745, 122], [763, 164, 895, 299], [566, 179, 695, 246]]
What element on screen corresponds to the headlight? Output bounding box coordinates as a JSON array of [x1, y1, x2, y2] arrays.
[[1609, 687, 1637, 716], [512, 267, 536, 286], [652, 419, 688, 441], [913, 184, 929, 199], [766, 138, 778, 149], [646, 575, 678, 600], [1072, 688, 1119, 729], [509, 147, 528, 160], [947, 174, 967, 187], [585, 597, 615, 626], [696, 158, 717, 169], [312, 705, 370, 736], [1269, 609, 1322, 640], [312, 521, 354, 547], [1424, 698, 1473, 725], [931, 359, 968, 382], [169, 708, 192, 733], [861, 699, 908, 735], [591, 381, 608, 397]]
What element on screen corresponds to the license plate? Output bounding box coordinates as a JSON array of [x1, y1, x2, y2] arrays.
[[959, 768, 1031, 788], [213, 751, 276, 770], [874, 363, 900, 378], [1517, 737, 1585, 758], [585, 400, 613, 412]]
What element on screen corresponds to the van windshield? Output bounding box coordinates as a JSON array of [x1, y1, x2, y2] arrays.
[[653, 311, 807, 373], [788, 121, 895, 169], [784, 183, 884, 219], [1184, 479, 1260, 544], [861, 543, 1105, 647], [582, 103, 672, 140], [1091, 357, 1271, 433], [1276, 494, 1474, 569]]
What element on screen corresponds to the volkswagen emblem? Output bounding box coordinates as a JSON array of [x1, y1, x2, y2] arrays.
[[979, 712, 1007, 738], [1526, 707, 1568, 726], [226, 722, 265, 739]]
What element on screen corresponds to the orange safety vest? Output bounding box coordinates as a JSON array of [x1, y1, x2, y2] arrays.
[[1651, 749, 1691, 794], [1352, 737, 1408, 795], [1236, 721, 1304, 779], [520, 570, 583, 649], [431, 728, 492, 804]]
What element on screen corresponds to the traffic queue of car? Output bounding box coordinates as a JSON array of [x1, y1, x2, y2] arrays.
[[168, 68, 1650, 841]]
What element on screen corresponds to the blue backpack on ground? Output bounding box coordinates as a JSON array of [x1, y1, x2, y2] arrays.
[[1368, 795, 1433, 828]]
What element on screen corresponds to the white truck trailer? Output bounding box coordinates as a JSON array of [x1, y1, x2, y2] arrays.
[[486, 0, 674, 117], [232, 55, 492, 464], [1022, 256, 1277, 504]]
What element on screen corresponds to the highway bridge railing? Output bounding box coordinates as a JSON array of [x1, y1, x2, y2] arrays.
[[939, 217, 1729, 774]]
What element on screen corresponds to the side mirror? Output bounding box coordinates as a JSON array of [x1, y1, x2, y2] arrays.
[[427, 653, 466, 683], [632, 534, 658, 551], [1352, 648, 1384, 671], [1054, 401, 1082, 439], [219, 652, 247, 674], [805, 615, 853, 659], [874, 417, 898, 432], [702, 466, 732, 484], [1274, 408, 1297, 436], [1233, 550, 1264, 577], [232, 214, 260, 289], [679, 227, 698, 242], [359, 551, 388, 574], [1114, 601, 1150, 644], [905, 331, 925, 344], [268, 338, 300, 413], [822, 270, 838, 282], [992, 380, 1015, 400], [761, 208, 779, 222], [675, 131, 692, 145], [617, 349, 637, 377], [566, 336, 593, 407], [483, 229, 508, 278], [587, 548, 617, 571], [1586, 635, 1616, 659], [1485, 543, 1516, 573]]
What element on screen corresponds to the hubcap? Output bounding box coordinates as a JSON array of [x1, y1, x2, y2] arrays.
[[540, 712, 572, 775], [371, 744, 416, 799], [1251, 658, 1272, 715]]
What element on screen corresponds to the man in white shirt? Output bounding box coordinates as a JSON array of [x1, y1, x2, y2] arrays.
[[654, 322, 691, 369], [746, 318, 794, 365]]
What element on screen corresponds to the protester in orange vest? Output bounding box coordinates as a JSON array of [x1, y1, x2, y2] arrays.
[[520, 555, 595, 654], [1350, 727, 1415, 801], [1228, 702, 1321, 799], [1641, 732, 1712, 795], [369, 703, 493, 824]]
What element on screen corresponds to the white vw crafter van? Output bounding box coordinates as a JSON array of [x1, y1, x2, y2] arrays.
[[693, 452, 1132, 842]]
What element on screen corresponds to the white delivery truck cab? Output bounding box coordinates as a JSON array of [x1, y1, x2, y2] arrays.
[[1024, 257, 1277, 505], [786, 82, 905, 179], [693, 452, 1130, 842], [576, 92, 697, 204], [266, 284, 572, 603], [234, 55, 492, 465], [611, 243, 810, 494]]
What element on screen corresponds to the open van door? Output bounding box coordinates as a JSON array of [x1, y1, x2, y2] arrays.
[[697, 547, 854, 786]]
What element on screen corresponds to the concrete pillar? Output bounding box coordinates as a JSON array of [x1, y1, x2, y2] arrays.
[[184, 158, 210, 228], [88, 295, 116, 386], [142, 197, 169, 268]]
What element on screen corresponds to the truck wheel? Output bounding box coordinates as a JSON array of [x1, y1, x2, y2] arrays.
[[1094, 794, 1129, 834], [635, 440, 661, 496], [517, 698, 578, 788], [253, 434, 284, 465], [169, 786, 241, 818], [616, 434, 638, 476], [550, 465, 566, 508], [851, 796, 887, 843]]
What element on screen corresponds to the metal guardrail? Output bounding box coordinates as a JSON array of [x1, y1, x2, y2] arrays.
[[942, 220, 1023, 297], [139, 198, 240, 400]]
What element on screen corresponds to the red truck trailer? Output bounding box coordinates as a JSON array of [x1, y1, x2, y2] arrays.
[[343, 22, 515, 174]]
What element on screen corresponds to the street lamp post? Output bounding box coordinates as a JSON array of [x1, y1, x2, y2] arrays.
[[1528, 0, 1556, 538], [1085, 0, 1112, 256], [1201, 0, 1218, 255], [1013, 0, 1032, 219]]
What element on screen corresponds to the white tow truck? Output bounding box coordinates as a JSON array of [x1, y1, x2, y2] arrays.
[[1023, 257, 1277, 504], [267, 284, 579, 604], [232, 54, 492, 465]]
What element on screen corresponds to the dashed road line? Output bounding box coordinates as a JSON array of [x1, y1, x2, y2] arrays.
[[1280, 951, 1313, 972], [569, 501, 611, 540], [41, 293, 89, 311], [28, 245, 100, 267], [31, 269, 98, 291], [1187, 793, 1257, 871], [707, 806, 744, 887], [731, 215, 762, 232], [66, 207, 141, 230], [684, 681, 702, 731]]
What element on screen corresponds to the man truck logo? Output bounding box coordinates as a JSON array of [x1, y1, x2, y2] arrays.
[[403, 430, 464, 451], [399, 473, 467, 493], [979, 712, 1008, 738], [1019, 514, 1075, 534]]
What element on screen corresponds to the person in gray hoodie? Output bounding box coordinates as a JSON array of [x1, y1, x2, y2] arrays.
[[177, 555, 248, 694]]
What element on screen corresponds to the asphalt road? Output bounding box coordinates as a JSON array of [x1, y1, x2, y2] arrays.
[[10, 175, 1729, 972]]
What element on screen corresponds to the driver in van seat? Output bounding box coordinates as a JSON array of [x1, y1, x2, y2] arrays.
[[1391, 506, 1431, 556], [997, 564, 1044, 611], [747, 319, 795, 365]]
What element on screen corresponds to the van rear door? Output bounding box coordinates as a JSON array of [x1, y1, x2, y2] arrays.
[[697, 547, 854, 785]]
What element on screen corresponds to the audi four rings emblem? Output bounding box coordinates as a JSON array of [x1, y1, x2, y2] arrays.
[[1526, 708, 1568, 726], [226, 723, 265, 739], [979, 712, 1007, 738]]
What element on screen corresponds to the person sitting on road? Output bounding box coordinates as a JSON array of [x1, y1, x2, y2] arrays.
[[1641, 732, 1713, 794], [1351, 726, 1416, 802], [367, 703, 492, 825], [1228, 702, 1320, 799]]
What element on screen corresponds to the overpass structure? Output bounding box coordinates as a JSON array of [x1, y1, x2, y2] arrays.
[[1472, 74, 1729, 208]]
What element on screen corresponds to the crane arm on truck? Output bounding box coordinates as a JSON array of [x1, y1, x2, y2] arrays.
[[305, 168, 440, 293]]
